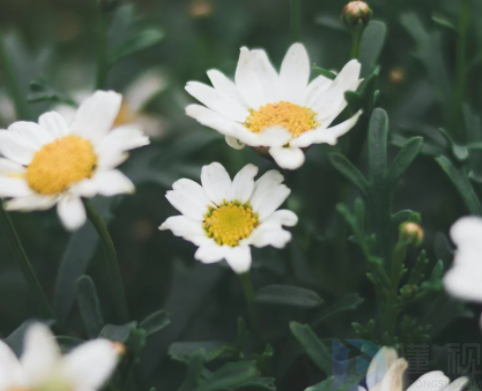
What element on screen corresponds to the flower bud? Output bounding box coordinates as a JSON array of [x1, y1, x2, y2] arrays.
[[400, 222, 424, 247], [342, 1, 373, 28], [112, 341, 127, 356], [189, 0, 214, 18], [389, 67, 405, 84], [99, 0, 120, 13], [400, 284, 419, 299]]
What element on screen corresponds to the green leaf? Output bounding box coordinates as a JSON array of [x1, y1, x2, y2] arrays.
[[431, 14, 457, 32], [289, 322, 331, 375], [56, 336, 84, 351], [110, 27, 164, 64], [139, 310, 170, 337], [359, 21, 387, 77], [430, 260, 444, 281], [234, 378, 276, 391], [169, 341, 235, 363], [314, 15, 347, 33], [194, 361, 258, 391], [435, 156, 482, 215], [329, 153, 369, 195], [312, 66, 337, 80], [99, 322, 137, 343], [178, 351, 206, 391], [256, 285, 323, 308], [311, 293, 365, 326], [76, 275, 104, 338], [368, 108, 389, 183], [433, 232, 453, 265], [4, 320, 42, 356], [387, 137, 423, 184]]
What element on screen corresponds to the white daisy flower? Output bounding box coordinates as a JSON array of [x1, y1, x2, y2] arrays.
[[0, 323, 119, 391], [185, 43, 362, 170], [159, 162, 298, 273], [360, 347, 467, 391], [444, 216, 482, 325], [0, 90, 150, 231]]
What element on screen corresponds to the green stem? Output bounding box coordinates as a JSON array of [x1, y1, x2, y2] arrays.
[[84, 200, 128, 323], [0, 204, 54, 319], [238, 273, 258, 338], [290, 0, 302, 43], [0, 34, 30, 119], [453, 0, 469, 140], [350, 23, 365, 59], [95, 5, 108, 89]]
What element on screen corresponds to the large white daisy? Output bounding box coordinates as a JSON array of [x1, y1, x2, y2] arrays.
[[0, 323, 119, 391], [444, 216, 482, 325], [185, 43, 362, 170], [0, 90, 150, 231], [159, 162, 298, 273]]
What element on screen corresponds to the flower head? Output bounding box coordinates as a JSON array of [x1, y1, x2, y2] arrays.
[[0, 90, 150, 231], [342, 1, 372, 28], [0, 323, 118, 391], [185, 43, 362, 170], [159, 162, 297, 273]]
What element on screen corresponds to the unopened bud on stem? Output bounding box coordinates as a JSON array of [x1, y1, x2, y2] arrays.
[[400, 222, 424, 247], [342, 1, 373, 28]]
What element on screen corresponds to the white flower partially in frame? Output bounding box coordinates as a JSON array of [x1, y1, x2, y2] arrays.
[[0, 323, 119, 391], [159, 162, 297, 273], [444, 216, 482, 326], [0, 90, 150, 231], [185, 43, 362, 170]]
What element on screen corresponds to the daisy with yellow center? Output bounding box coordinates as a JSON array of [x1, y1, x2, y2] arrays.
[[0, 323, 119, 391], [0, 91, 149, 231], [185, 43, 363, 170], [159, 162, 297, 273]]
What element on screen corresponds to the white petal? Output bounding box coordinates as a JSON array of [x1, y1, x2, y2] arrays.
[[195, 245, 228, 264], [21, 324, 60, 385], [72, 179, 99, 198], [62, 339, 118, 390], [57, 195, 87, 231], [97, 150, 129, 171], [0, 131, 36, 165], [0, 340, 25, 390], [70, 91, 122, 142], [280, 43, 310, 103], [186, 104, 238, 137], [165, 190, 207, 221], [185, 81, 249, 122], [38, 112, 70, 138], [251, 49, 280, 102], [444, 263, 482, 302], [304, 75, 333, 108], [262, 209, 298, 227], [225, 136, 245, 150], [269, 146, 305, 170], [378, 358, 407, 391], [450, 216, 482, 248], [235, 47, 266, 109], [206, 69, 244, 104], [224, 245, 252, 274], [0, 158, 24, 175], [250, 170, 284, 212], [254, 183, 291, 220], [442, 378, 469, 391], [160, 215, 209, 246], [97, 126, 149, 152], [230, 164, 258, 203], [257, 126, 292, 147], [124, 69, 166, 111], [249, 224, 292, 249], [0, 177, 33, 198], [406, 371, 449, 391], [5, 196, 57, 211], [173, 178, 210, 206], [89, 170, 135, 197], [366, 348, 399, 391], [201, 162, 232, 205], [9, 121, 54, 147]]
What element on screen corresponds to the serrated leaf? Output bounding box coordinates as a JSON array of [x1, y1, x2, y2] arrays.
[[76, 275, 104, 338], [387, 137, 423, 184], [256, 285, 323, 308], [329, 153, 369, 195], [359, 21, 387, 77], [139, 310, 170, 337], [194, 361, 258, 391], [368, 108, 389, 183], [290, 322, 331, 375]]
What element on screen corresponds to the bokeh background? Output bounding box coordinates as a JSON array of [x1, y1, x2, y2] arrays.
[[0, 0, 482, 390]]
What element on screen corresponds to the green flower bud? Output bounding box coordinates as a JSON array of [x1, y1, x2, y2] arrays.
[[400, 222, 424, 247], [400, 284, 419, 299], [342, 1, 373, 28]]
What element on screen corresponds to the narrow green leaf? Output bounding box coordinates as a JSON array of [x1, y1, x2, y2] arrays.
[[178, 351, 206, 391], [234, 378, 276, 391], [359, 21, 387, 77], [312, 66, 337, 80], [435, 156, 482, 215], [139, 310, 170, 337], [431, 14, 457, 32], [387, 137, 423, 184], [4, 320, 38, 356], [169, 341, 235, 363], [256, 285, 323, 308], [368, 108, 389, 183], [76, 275, 104, 338], [194, 361, 258, 391], [110, 27, 164, 64], [99, 322, 137, 343], [430, 260, 444, 281], [290, 322, 331, 375], [311, 293, 365, 326], [329, 153, 369, 195], [433, 232, 453, 265]]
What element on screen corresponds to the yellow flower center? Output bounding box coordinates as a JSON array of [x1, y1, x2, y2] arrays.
[[26, 135, 97, 195], [203, 201, 259, 246], [244, 101, 320, 138]]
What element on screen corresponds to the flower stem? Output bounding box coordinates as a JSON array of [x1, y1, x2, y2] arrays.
[[350, 23, 364, 59], [453, 0, 469, 140], [290, 0, 302, 43], [238, 272, 258, 339], [84, 200, 129, 323], [0, 204, 55, 320], [95, 4, 109, 89]]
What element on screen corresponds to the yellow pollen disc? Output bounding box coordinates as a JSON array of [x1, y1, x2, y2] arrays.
[[26, 135, 97, 195], [244, 101, 320, 138], [203, 201, 259, 247]]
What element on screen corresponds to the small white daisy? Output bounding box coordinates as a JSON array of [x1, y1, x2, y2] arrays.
[[159, 162, 298, 273], [0, 90, 150, 231], [360, 347, 468, 391], [0, 323, 119, 391], [185, 43, 362, 170], [444, 216, 482, 325]]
